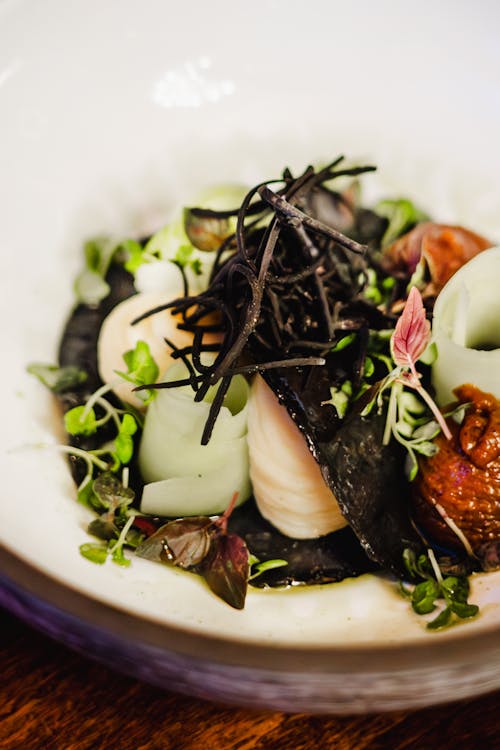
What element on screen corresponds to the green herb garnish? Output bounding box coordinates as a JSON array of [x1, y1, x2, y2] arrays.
[[248, 557, 288, 581], [74, 236, 119, 304], [375, 197, 429, 247], [113, 413, 138, 466], [402, 549, 479, 630], [79, 474, 137, 568], [27, 363, 88, 393], [64, 405, 100, 436], [115, 340, 159, 403]]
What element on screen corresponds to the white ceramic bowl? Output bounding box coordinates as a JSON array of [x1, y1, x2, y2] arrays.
[[1, 0, 500, 713]]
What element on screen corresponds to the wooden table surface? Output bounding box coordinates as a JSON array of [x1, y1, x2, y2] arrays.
[[1, 608, 499, 750]]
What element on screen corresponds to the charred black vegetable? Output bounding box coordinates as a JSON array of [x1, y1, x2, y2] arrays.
[[324, 410, 423, 574], [259, 364, 424, 576], [228, 499, 377, 586]]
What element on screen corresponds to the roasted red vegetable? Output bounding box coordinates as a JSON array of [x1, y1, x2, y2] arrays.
[[383, 222, 491, 298], [413, 384, 500, 551]]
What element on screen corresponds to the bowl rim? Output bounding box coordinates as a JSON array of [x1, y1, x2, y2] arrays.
[[2, 541, 499, 675]]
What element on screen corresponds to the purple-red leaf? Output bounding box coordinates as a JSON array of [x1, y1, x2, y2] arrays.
[[391, 286, 431, 368], [136, 517, 214, 568], [201, 533, 249, 610]]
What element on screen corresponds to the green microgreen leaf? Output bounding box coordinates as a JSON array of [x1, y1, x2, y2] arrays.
[[398, 391, 425, 417], [190, 257, 203, 276], [111, 545, 130, 567], [411, 580, 440, 614], [441, 576, 468, 601], [84, 236, 113, 274], [87, 516, 119, 541], [79, 542, 108, 565], [375, 197, 429, 247], [405, 450, 419, 481], [382, 276, 396, 291], [448, 600, 479, 619], [74, 268, 110, 306], [113, 413, 138, 465], [403, 549, 433, 580], [341, 380, 353, 396], [173, 243, 204, 276], [27, 363, 88, 393], [122, 239, 148, 274], [123, 340, 159, 385], [399, 581, 413, 599], [401, 549, 479, 631], [331, 333, 356, 353], [363, 356, 375, 378], [64, 405, 99, 436], [359, 268, 384, 304], [73, 236, 120, 304], [120, 526, 144, 550], [77, 477, 96, 508], [353, 382, 372, 403], [364, 286, 383, 305], [115, 340, 159, 403], [413, 440, 439, 457], [249, 558, 288, 581], [426, 605, 453, 630], [108, 515, 136, 567], [74, 235, 143, 303], [395, 419, 413, 439], [81, 512, 137, 568], [93, 472, 135, 513], [174, 243, 195, 267], [371, 352, 393, 373], [324, 385, 351, 418]]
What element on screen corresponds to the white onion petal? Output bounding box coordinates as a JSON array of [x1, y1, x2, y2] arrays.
[[247, 375, 347, 539]]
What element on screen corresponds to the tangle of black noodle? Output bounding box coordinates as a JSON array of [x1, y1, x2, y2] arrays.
[[132, 157, 381, 444]]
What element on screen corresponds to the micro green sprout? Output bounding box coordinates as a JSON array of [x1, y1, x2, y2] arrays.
[[248, 556, 288, 581], [401, 548, 479, 630], [323, 380, 353, 418], [26, 363, 88, 393], [114, 340, 159, 404], [173, 244, 203, 276], [389, 286, 452, 441], [361, 287, 452, 478]]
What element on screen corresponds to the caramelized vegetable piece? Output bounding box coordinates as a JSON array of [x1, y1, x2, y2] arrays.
[[383, 223, 491, 298], [413, 384, 500, 551]]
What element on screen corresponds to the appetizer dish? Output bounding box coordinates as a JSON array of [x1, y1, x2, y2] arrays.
[[29, 156, 500, 630]]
